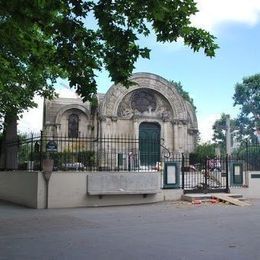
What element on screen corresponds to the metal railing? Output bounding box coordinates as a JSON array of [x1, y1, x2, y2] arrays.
[[1, 134, 259, 192], [11, 133, 164, 172], [181, 155, 229, 193], [234, 141, 260, 171]]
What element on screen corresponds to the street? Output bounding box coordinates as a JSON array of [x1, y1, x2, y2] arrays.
[[1, 199, 260, 260]]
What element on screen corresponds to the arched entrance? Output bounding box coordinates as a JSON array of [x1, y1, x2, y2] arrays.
[[139, 122, 161, 166]]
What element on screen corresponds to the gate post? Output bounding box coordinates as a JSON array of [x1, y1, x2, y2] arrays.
[[182, 153, 185, 190], [225, 154, 230, 193]]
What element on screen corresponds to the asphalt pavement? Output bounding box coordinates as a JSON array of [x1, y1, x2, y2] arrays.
[[1, 199, 260, 260]]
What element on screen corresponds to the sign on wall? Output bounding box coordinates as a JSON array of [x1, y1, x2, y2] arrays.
[[163, 162, 180, 189], [46, 140, 58, 152]]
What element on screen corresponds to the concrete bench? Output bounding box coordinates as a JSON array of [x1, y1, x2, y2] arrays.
[[87, 172, 160, 196]]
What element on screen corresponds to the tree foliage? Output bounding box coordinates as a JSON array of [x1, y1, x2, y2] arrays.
[[0, 0, 218, 116], [233, 74, 260, 141], [0, 0, 218, 169], [170, 80, 196, 110], [190, 142, 216, 163], [212, 74, 260, 149]]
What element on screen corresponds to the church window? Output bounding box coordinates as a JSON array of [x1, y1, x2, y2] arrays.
[[68, 114, 79, 138]]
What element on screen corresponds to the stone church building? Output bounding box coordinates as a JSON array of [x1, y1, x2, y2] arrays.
[[43, 72, 198, 158]]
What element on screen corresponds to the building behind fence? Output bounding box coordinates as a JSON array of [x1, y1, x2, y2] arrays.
[[2, 133, 259, 173], [16, 133, 172, 172]]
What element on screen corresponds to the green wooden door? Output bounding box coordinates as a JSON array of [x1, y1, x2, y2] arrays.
[[139, 122, 160, 166]]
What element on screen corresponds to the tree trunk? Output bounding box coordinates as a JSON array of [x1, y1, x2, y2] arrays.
[[0, 113, 18, 170]]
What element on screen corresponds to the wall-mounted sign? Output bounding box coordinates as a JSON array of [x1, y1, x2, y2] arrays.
[[167, 165, 176, 184], [163, 162, 180, 189], [46, 140, 58, 152], [230, 162, 243, 185]]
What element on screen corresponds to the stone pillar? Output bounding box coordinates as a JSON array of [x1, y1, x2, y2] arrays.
[[0, 114, 18, 170], [133, 116, 139, 138], [226, 115, 231, 155], [172, 123, 179, 152]]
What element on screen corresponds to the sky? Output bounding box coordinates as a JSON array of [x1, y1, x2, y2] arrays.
[[19, 0, 260, 142]]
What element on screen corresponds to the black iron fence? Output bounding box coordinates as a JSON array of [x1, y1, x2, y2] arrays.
[[235, 141, 260, 171], [1, 134, 259, 178], [12, 134, 164, 172], [0, 133, 259, 194], [181, 155, 242, 193]]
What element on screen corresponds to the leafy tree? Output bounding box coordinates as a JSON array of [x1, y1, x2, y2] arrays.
[[170, 81, 196, 110], [233, 74, 260, 142], [190, 142, 216, 163], [212, 73, 260, 152], [212, 114, 226, 145], [0, 0, 218, 169]]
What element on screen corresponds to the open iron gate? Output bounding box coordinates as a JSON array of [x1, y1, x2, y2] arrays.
[[182, 155, 229, 194]]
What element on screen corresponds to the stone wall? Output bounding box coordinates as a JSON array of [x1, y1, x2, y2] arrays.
[[1, 171, 260, 209], [0, 171, 165, 208], [0, 172, 45, 208]]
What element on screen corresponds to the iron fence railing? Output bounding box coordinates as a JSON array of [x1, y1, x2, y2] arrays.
[[1, 134, 259, 179], [180, 155, 246, 192], [12, 134, 164, 172], [234, 141, 260, 171]]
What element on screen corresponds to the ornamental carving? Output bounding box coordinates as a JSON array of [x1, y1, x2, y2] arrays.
[[101, 73, 190, 122], [117, 88, 173, 120], [130, 90, 156, 113], [117, 93, 134, 119]]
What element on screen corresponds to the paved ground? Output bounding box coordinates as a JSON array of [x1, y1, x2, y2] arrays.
[[1, 199, 260, 260]]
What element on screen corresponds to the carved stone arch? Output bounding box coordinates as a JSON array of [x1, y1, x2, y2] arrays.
[[117, 87, 174, 120], [99, 72, 187, 120], [55, 104, 90, 125], [185, 101, 198, 129]]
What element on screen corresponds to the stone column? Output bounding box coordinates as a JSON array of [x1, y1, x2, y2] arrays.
[[172, 122, 179, 152]]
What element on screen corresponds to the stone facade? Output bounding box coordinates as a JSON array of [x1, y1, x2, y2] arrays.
[[43, 72, 198, 153]]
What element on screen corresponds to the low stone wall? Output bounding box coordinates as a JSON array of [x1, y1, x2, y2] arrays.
[[2, 171, 258, 209], [48, 172, 163, 208], [0, 171, 45, 208], [0, 171, 178, 208]]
